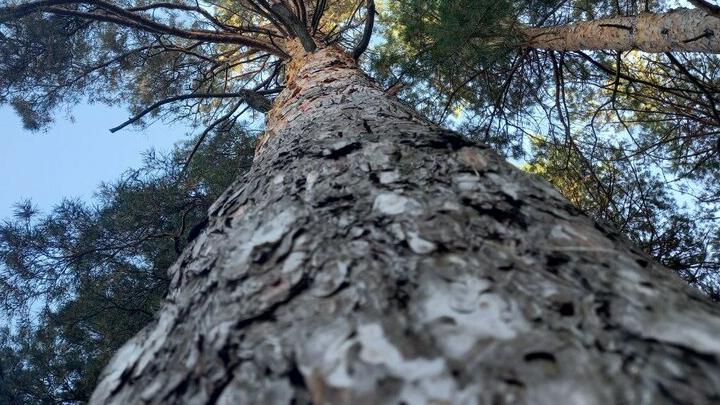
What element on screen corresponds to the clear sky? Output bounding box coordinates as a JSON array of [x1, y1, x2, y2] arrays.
[[0, 104, 189, 221]]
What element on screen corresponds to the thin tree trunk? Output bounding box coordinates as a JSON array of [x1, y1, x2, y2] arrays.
[[91, 44, 720, 404], [522, 8, 720, 53]]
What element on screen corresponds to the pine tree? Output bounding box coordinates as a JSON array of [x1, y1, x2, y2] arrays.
[[0, 127, 255, 403], [1, 1, 719, 403]]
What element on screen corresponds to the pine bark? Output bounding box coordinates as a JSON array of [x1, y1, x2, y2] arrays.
[[91, 45, 720, 404], [522, 8, 720, 53]]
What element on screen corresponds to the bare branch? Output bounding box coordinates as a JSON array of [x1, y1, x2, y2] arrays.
[[295, 0, 307, 25], [310, 0, 326, 35], [688, 0, 720, 18], [0, 0, 288, 57], [575, 51, 704, 99], [352, 0, 374, 60], [126, 2, 237, 32], [182, 103, 249, 173], [262, 0, 316, 51], [664, 52, 720, 125], [109, 90, 275, 133]]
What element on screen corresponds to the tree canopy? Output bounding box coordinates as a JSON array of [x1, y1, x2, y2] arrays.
[[0, 0, 376, 147]]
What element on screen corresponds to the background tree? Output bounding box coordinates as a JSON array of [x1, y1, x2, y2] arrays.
[[0, 127, 255, 403], [524, 136, 720, 299]]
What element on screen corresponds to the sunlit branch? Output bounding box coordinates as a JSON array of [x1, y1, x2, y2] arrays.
[[259, 0, 316, 51]]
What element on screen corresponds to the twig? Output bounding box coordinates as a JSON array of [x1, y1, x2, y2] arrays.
[[109, 91, 273, 133], [182, 104, 249, 173]]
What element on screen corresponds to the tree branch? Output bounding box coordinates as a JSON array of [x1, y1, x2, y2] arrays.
[[109, 90, 274, 133], [664, 52, 720, 125], [310, 0, 326, 35], [575, 51, 704, 99], [264, 0, 316, 51], [0, 0, 287, 57], [182, 103, 248, 173], [688, 0, 720, 18], [295, 0, 308, 25], [126, 2, 238, 32], [352, 0, 375, 60]]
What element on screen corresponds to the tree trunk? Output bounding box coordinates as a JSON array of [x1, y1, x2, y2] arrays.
[[522, 8, 720, 53], [91, 45, 720, 404]]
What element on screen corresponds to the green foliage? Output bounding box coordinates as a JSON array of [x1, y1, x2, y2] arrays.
[[370, 0, 520, 126], [393, 0, 517, 60], [525, 135, 719, 299], [0, 13, 93, 129], [1, 4, 242, 131], [0, 126, 255, 403]]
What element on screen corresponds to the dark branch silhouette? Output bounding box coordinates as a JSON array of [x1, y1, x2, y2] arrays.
[[109, 90, 275, 133]]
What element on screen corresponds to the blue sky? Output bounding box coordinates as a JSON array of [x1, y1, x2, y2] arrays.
[[0, 104, 189, 221]]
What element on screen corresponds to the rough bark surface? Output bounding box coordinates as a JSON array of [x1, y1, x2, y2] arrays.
[[523, 8, 720, 53], [91, 45, 720, 404]]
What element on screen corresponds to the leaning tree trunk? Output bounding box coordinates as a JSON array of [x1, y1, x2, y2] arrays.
[[91, 44, 720, 404], [522, 8, 720, 53]]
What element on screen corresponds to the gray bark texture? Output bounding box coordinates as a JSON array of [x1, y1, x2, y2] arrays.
[[91, 45, 720, 404]]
